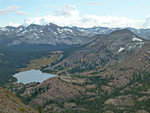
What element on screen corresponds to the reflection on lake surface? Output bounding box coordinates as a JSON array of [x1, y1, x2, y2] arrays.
[[13, 69, 57, 84]]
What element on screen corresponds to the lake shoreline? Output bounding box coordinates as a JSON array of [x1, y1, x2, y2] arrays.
[[13, 69, 57, 84]]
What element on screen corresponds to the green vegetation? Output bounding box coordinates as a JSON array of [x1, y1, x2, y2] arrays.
[[107, 62, 119, 69], [38, 106, 42, 113], [20, 107, 25, 112], [68, 66, 86, 73], [1, 40, 149, 113], [12, 67, 150, 113], [0, 49, 52, 87], [58, 71, 150, 113]]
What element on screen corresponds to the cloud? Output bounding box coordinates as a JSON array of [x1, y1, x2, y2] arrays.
[[23, 4, 80, 26], [80, 15, 143, 28], [22, 4, 149, 28], [0, 5, 28, 15], [55, 4, 79, 18], [8, 22, 21, 27], [0, 5, 20, 15], [142, 16, 150, 28]]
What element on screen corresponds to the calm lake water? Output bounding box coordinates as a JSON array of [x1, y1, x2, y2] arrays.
[[13, 69, 57, 84]]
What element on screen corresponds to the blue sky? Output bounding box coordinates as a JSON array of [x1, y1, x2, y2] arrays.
[[0, 0, 150, 28]]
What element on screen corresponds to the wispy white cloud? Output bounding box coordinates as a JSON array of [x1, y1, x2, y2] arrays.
[[0, 5, 19, 15], [55, 4, 79, 18], [0, 5, 28, 15], [21, 4, 149, 28]]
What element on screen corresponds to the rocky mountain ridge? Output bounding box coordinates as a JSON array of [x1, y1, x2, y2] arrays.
[[0, 23, 88, 47], [55, 29, 145, 71], [0, 23, 150, 50], [72, 26, 150, 39]]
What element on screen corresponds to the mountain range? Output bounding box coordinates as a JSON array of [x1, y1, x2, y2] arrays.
[[0, 23, 150, 113], [7, 28, 150, 113], [0, 23, 150, 51], [0, 23, 87, 48]]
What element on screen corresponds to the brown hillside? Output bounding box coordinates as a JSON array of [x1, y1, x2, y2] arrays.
[[0, 87, 38, 113]]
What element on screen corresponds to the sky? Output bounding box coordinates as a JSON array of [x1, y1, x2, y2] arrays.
[[1, 0, 150, 28]]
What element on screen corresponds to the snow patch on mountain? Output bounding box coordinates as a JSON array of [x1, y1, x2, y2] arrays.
[[118, 47, 125, 53], [63, 29, 73, 33], [0, 27, 7, 32], [132, 37, 143, 42]]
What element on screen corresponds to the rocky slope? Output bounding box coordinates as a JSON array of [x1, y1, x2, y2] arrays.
[[0, 86, 37, 113], [55, 29, 145, 71]]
